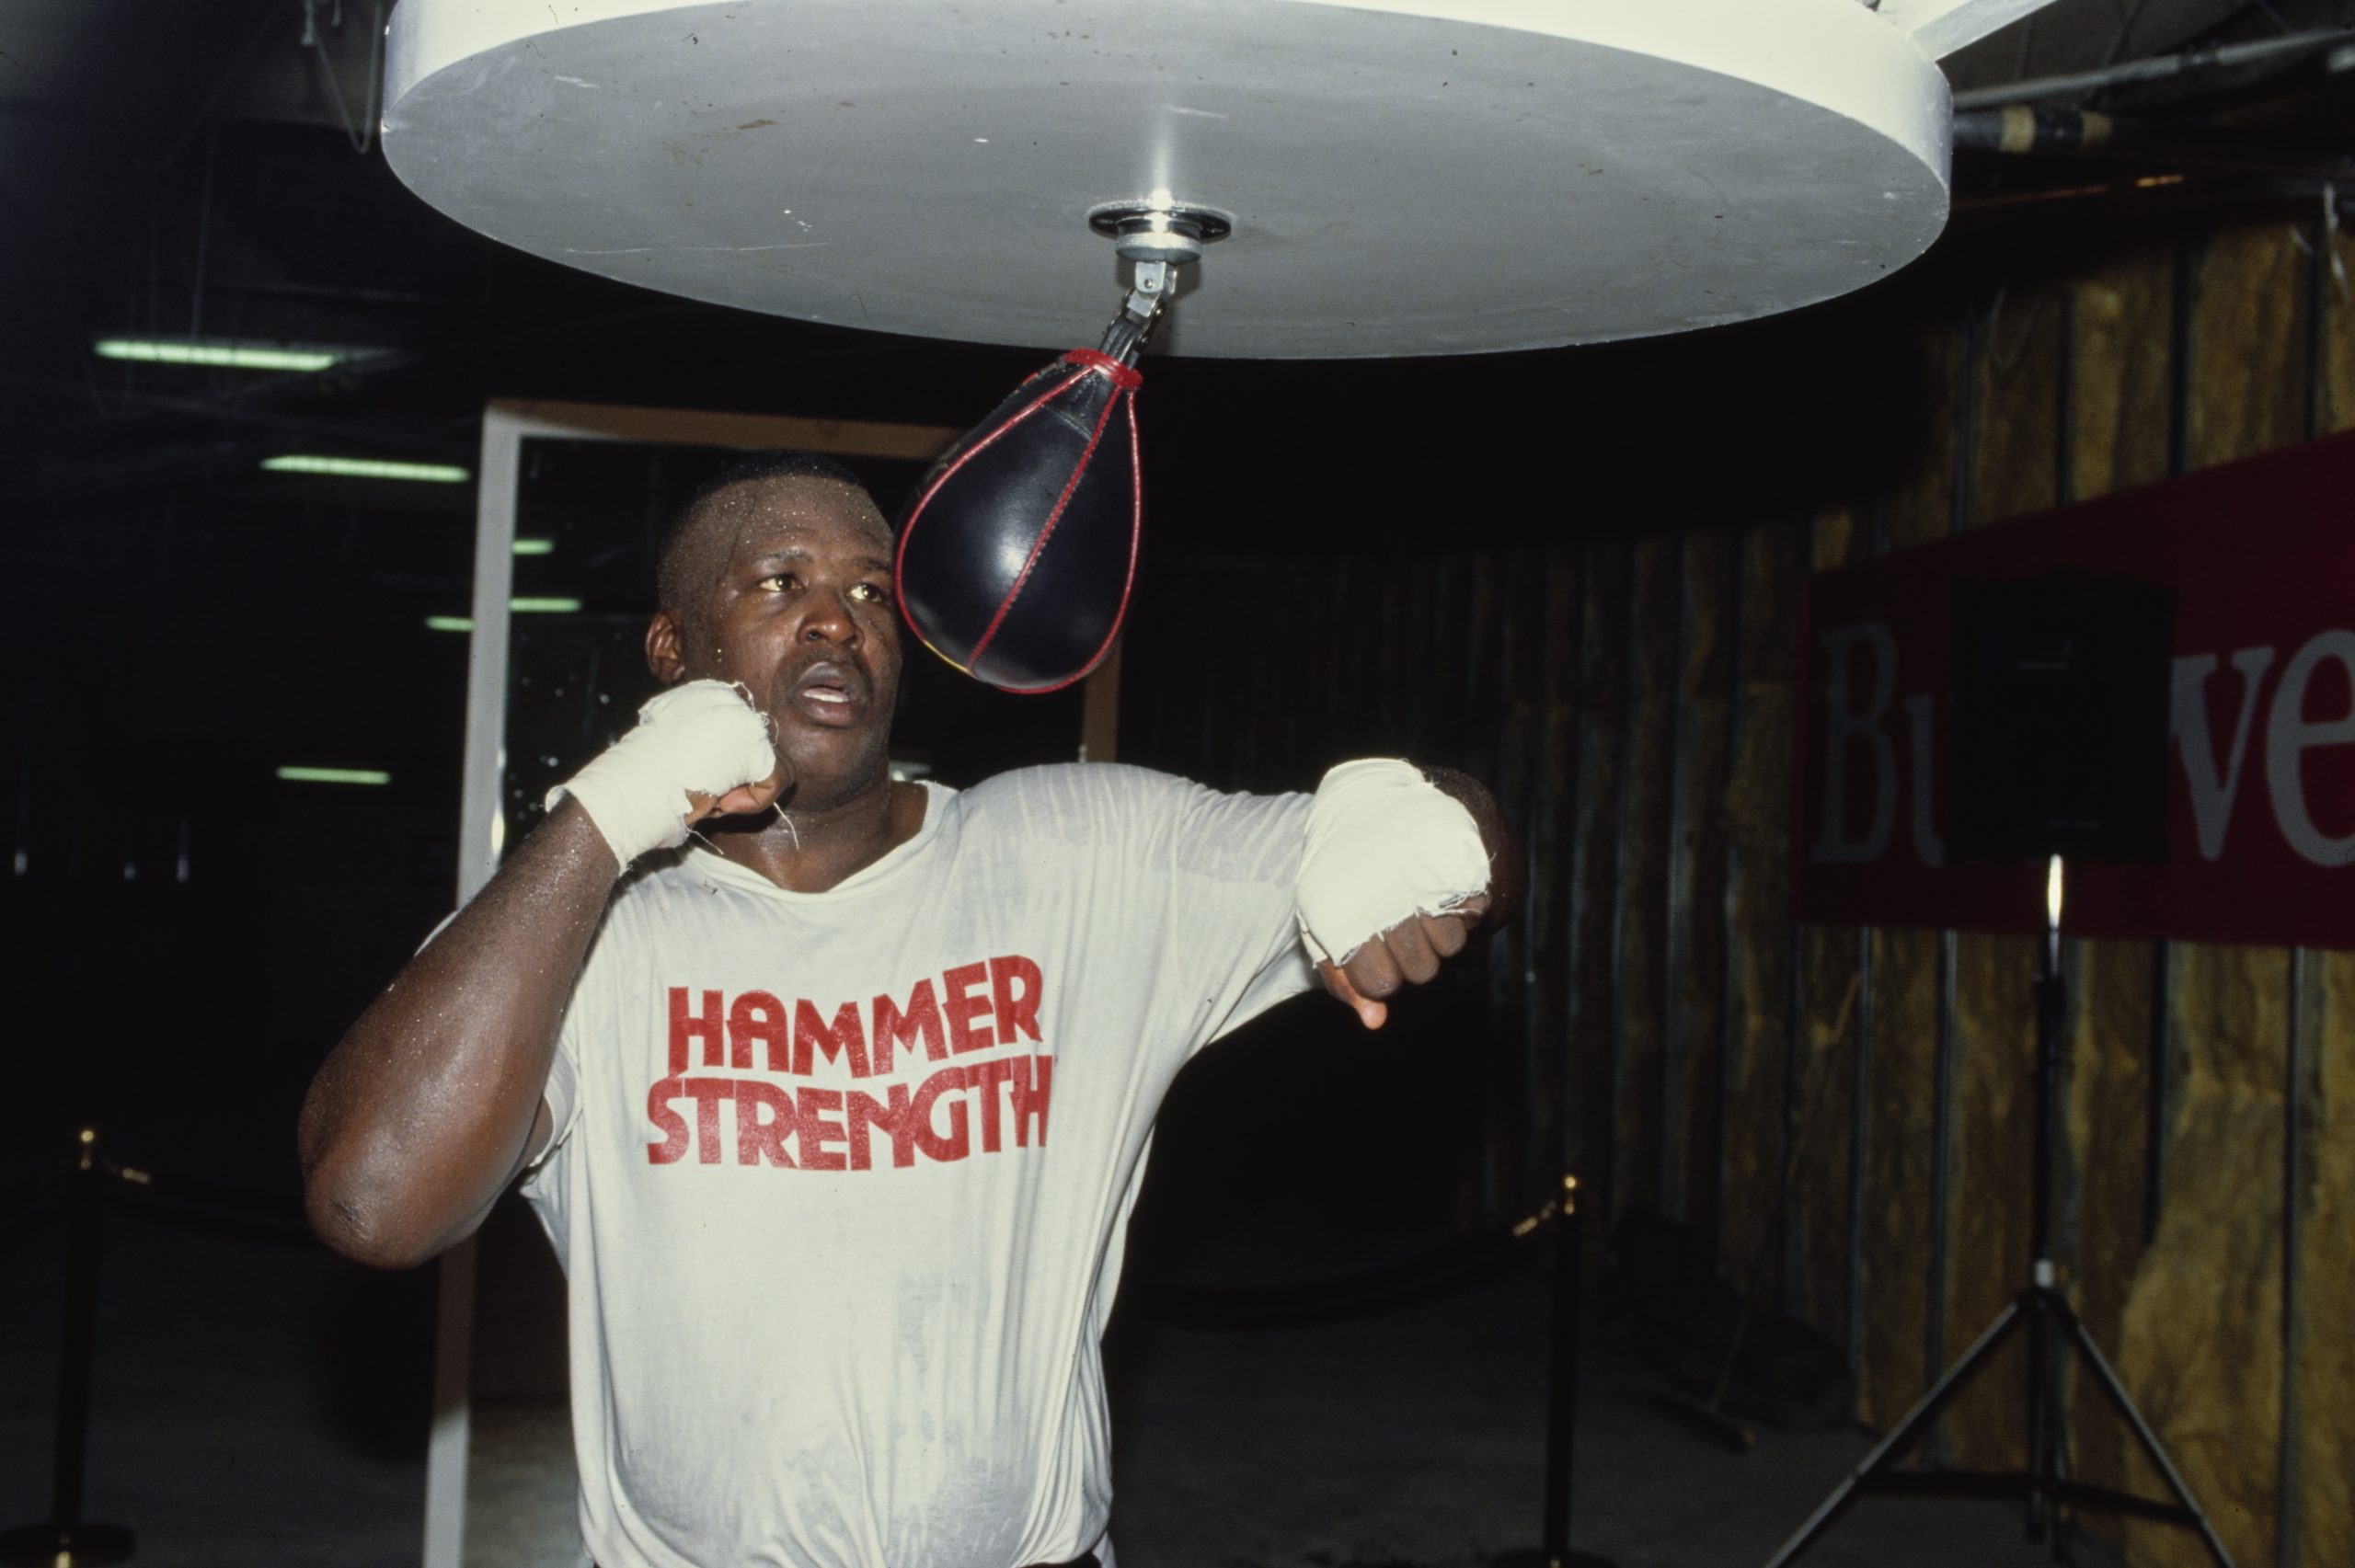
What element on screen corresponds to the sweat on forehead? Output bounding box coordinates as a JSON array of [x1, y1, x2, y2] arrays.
[[655, 473, 890, 612]]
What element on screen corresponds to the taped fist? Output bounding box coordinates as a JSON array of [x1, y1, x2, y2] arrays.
[[548, 680, 785, 867], [1315, 893, 1492, 1031]]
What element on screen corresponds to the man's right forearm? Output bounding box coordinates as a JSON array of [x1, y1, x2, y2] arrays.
[[299, 800, 621, 1269]]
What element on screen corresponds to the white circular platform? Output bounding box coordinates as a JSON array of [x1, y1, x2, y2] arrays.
[[382, 0, 1951, 359]]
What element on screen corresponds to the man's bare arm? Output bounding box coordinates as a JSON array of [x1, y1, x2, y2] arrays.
[[300, 673, 788, 1269], [297, 801, 620, 1270]]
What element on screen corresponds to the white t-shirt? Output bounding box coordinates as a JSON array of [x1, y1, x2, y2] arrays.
[[522, 763, 1315, 1568]]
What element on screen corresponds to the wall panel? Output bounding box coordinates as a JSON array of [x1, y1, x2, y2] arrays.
[[2328, 223, 2355, 433], [1787, 509, 1867, 1345], [2067, 249, 2177, 498], [1522, 550, 1583, 1196], [1465, 550, 1526, 1214], [2294, 952, 2355, 1567], [1855, 324, 1960, 1429], [1568, 535, 1633, 1234], [2288, 218, 2355, 1568], [1609, 534, 1680, 1227], [1717, 521, 1804, 1303], [2118, 223, 2311, 1568], [1664, 528, 1737, 1238]]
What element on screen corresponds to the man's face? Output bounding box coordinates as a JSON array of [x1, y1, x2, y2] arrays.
[[649, 475, 902, 809]]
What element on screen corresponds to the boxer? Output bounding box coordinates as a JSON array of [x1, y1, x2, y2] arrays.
[[300, 451, 1508, 1568]]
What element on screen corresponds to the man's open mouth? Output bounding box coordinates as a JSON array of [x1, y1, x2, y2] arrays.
[[786, 661, 867, 727]]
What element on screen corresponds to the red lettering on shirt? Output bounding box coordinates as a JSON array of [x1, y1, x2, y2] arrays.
[[735, 1080, 798, 1167], [911, 1064, 971, 1163], [646, 1078, 690, 1164], [942, 962, 994, 1054], [668, 988, 725, 1076], [798, 1086, 848, 1171], [1011, 1055, 1052, 1148], [847, 1082, 916, 1171], [729, 990, 789, 1073], [681, 1077, 734, 1164], [793, 998, 871, 1079], [638, 963, 1055, 1174], [990, 956, 1043, 1044], [971, 1056, 1015, 1153], [870, 979, 946, 1074]]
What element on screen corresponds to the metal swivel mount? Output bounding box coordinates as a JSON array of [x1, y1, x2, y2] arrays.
[[1088, 202, 1231, 364]]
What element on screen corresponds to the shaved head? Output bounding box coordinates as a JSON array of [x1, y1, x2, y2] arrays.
[[656, 451, 890, 615]]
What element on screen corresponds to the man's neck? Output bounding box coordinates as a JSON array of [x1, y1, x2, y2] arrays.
[[704, 777, 926, 893]]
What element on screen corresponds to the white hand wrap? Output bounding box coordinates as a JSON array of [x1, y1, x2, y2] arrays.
[[1296, 759, 1490, 966], [547, 680, 777, 865]]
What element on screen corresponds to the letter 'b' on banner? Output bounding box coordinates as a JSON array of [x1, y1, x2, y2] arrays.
[[894, 349, 1143, 694]]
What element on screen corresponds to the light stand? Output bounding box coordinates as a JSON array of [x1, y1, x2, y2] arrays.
[[1761, 859, 2238, 1568]]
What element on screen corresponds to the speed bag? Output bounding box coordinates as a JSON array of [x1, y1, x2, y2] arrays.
[[894, 348, 1143, 693]]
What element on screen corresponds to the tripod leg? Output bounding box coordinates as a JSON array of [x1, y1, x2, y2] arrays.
[[1762, 1300, 2027, 1568], [2027, 1289, 2051, 1545], [2058, 1307, 2241, 1568]]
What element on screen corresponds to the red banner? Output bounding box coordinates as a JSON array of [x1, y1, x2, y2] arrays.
[[1795, 429, 2355, 949]]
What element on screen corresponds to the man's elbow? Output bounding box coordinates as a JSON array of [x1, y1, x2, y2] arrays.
[[302, 1169, 438, 1271]]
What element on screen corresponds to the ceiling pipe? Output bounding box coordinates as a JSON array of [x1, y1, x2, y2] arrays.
[[1951, 23, 2355, 110], [1953, 105, 2354, 178]]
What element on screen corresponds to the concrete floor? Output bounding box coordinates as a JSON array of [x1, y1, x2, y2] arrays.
[[1, 1208, 2106, 1568]]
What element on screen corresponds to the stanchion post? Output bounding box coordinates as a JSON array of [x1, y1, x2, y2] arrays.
[[1540, 1173, 1578, 1559], [1500, 1171, 1614, 1568], [0, 1127, 136, 1568], [54, 1127, 103, 1536]]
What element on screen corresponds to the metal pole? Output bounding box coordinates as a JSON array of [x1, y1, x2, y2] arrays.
[[2027, 866, 2064, 1544], [1504, 1173, 1614, 1568], [1541, 1173, 1580, 1559], [1951, 26, 2354, 110], [51, 1128, 102, 1533], [0, 1127, 135, 1567]]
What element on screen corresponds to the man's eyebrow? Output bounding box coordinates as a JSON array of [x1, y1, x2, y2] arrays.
[[742, 549, 893, 572]]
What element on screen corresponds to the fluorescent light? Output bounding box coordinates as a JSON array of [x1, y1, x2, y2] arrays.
[[95, 338, 356, 372], [431, 601, 578, 624], [513, 537, 556, 555], [261, 454, 470, 483], [277, 766, 392, 785]]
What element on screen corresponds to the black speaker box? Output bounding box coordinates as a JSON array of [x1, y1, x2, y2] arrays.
[[1947, 571, 2175, 865]]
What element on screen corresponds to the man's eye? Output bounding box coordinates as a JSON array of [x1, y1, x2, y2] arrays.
[[851, 582, 888, 603], [761, 573, 797, 591]]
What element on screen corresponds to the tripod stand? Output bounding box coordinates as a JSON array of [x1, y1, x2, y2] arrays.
[[1763, 860, 2237, 1568]]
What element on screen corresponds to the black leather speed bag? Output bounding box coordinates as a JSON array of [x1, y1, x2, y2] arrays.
[[894, 348, 1143, 693]]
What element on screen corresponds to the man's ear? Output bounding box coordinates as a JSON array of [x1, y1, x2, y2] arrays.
[[645, 611, 687, 684]]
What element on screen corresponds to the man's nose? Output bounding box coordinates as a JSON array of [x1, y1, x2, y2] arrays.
[[800, 587, 860, 644]]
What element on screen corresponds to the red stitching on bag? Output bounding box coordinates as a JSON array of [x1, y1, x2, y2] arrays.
[[1063, 347, 1143, 389], [892, 361, 1092, 661], [965, 368, 1125, 669]]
